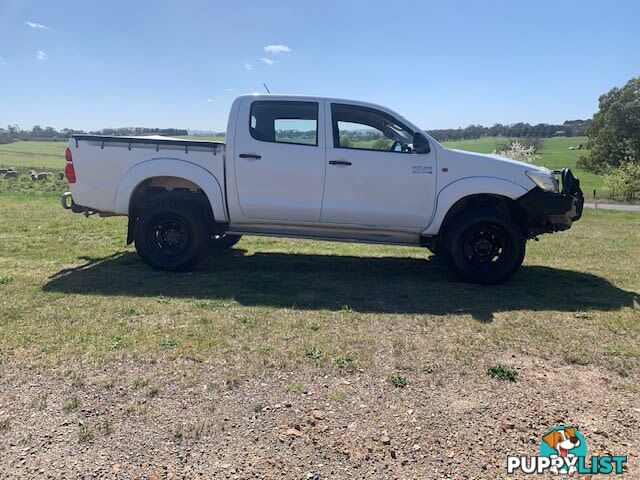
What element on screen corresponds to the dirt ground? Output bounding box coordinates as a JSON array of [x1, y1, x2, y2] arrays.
[[1, 356, 637, 479]]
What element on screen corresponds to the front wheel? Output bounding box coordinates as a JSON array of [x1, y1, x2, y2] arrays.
[[442, 208, 525, 284], [134, 199, 207, 271]]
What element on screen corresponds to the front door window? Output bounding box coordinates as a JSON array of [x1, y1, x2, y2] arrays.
[[331, 103, 415, 153]]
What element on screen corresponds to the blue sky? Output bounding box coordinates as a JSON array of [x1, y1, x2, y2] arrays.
[[0, 0, 638, 132]]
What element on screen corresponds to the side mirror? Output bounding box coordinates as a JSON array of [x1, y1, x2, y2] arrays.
[[413, 132, 430, 154]]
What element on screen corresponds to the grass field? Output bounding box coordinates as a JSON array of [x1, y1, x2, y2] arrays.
[[0, 140, 69, 170], [442, 136, 586, 167], [0, 192, 638, 371]]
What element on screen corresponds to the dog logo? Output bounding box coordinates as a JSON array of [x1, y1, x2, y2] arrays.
[[540, 426, 586, 475], [508, 425, 627, 475]]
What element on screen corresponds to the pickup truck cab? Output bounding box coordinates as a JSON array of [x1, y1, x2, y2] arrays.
[[61, 94, 583, 283]]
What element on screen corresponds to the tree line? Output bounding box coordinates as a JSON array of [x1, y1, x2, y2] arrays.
[[429, 119, 590, 142], [1, 118, 591, 146], [0, 125, 189, 144]]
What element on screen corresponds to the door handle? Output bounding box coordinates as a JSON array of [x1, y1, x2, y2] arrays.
[[329, 160, 352, 166], [239, 153, 261, 159]]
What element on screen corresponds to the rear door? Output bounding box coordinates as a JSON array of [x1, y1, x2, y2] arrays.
[[320, 101, 437, 229], [233, 99, 325, 222]]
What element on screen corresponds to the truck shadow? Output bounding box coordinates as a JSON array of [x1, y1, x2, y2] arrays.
[[44, 250, 638, 322]]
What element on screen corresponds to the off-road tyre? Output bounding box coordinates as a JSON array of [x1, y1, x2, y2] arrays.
[[134, 198, 208, 271], [441, 208, 525, 284]]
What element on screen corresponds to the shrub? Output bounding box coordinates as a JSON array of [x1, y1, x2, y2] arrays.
[[389, 373, 408, 388], [305, 347, 322, 359], [78, 424, 93, 443], [159, 338, 178, 349], [334, 356, 354, 370], [494, 140, 541, 164], [603, 162, 640, 201], [487, 363, 518, 382]]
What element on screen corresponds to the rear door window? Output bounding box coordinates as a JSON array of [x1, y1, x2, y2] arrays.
[[250, 101, 318, 146]]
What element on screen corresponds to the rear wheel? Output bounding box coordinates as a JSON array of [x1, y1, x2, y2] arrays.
[[134, 198, 207, 271], [442, 208, 525, 284]]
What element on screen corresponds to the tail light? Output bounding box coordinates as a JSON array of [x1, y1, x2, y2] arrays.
[[64, 146, 76, 183]]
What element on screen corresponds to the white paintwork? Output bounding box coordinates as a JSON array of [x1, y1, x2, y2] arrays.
[[69, 139, 225, 218], [232, 97, 326, 222], [419, 146, 545, 235], [320, 99, 436, 229], [114, 158, 227, 222], [422, 177, 527, 236], [68, 94, 547, 245]]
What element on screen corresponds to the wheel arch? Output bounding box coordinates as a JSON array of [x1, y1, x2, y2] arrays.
[[116, 159, 227, 244], [115, 159, 227, 221], [423, 177, 528, 236]]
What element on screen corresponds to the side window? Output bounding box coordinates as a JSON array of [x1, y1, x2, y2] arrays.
[[331, 103, 414, 153], [250, 101, 318, 146]]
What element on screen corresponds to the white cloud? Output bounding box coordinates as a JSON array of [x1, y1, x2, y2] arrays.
[[260, 57, 275, 66], [0, 56, 6, 65], [36, 50, 47, 60], [264, 44, 291, 55], [26, 21, 48, 30], [244, 63, 253, 70], [224, 88, 233, 92], [207, 98, 214, 103]]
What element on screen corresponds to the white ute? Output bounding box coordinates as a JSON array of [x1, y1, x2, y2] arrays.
[[61, 95, 584, 283]]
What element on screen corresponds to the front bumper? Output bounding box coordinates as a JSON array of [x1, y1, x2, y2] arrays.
[[517, 168, 584, 238]]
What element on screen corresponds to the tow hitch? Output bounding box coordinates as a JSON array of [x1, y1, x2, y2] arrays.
[[61, 192, 97, 216]]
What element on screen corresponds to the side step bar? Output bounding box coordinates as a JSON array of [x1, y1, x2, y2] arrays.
[[225, 229, 422, 247]]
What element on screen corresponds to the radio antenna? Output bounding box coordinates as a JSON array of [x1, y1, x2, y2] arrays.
[[263, 83, 271, 94]]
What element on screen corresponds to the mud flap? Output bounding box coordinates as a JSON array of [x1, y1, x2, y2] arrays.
[[126, 216, 136, 245]]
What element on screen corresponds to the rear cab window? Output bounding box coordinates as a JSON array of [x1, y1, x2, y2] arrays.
[[250, 101, 319, 146]]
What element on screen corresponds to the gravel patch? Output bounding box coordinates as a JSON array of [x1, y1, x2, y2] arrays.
[[0, 357, 637, 479]]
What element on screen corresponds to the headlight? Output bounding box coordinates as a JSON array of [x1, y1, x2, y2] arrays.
[[526, 171, 558, 193]]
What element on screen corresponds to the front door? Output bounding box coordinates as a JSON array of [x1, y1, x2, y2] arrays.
[[320, 101, 437, 229], [234, 99, 325, 222]]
